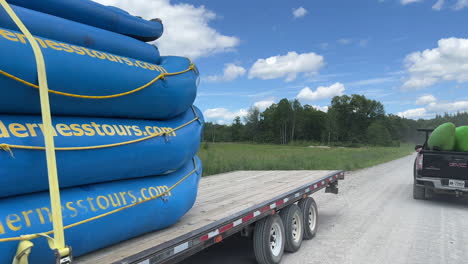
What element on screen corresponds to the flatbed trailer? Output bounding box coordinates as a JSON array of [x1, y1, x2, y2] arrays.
[[76, 170, 344, 264]]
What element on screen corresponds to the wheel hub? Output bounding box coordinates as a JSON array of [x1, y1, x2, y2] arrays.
[[309, 205, 316, 231], [291, 211, 302, 243], [269, 222, 282, 256]]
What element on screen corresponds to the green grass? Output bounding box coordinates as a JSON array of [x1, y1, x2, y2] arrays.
[[198, 143, 414, 176]]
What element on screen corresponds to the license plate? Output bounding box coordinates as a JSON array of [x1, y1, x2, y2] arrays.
[[449, 179, 465, 188]]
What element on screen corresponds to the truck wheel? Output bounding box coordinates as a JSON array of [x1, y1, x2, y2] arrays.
[[298, 197, 318, 240], [280, 204, 303, 253], [424, 188, 434, 200], [253, 214, 285, 264], [413, 183, 425, 200]]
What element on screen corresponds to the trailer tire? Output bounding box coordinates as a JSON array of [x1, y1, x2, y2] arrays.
[[298, 197, 318, 240], [413, 183, 425, 200], [253, 214, 285, 264], [280, 204, 303, 253]]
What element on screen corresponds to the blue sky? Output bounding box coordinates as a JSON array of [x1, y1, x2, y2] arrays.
[[96, 0, 468, 123]]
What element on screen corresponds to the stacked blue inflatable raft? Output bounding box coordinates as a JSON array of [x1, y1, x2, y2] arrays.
[[0, 1, 203, 263]]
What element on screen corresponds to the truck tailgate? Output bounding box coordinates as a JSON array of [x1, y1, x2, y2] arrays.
[[422, 151, 468, 180]]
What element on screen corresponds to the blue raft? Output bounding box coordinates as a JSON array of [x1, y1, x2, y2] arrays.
[[0, 106, 204, 198], [7, 0, 163, 41], [0, 5, 161, 63], [0, 27, 198, 120], [0, 156, 202, 264]]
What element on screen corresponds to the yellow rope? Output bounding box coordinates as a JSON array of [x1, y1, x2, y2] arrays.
[[0, 63, 195, 99], [0, 158, 198, 243], [0, 106, 199, 152]]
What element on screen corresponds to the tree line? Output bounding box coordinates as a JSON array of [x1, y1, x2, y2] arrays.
[[203, 94, 468, 146]]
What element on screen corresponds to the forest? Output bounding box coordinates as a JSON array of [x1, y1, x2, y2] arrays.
[[203, 94, 468, 146]]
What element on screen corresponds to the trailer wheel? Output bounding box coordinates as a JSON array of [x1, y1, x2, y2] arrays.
[[298, 197, 318, 240], [280, 204, 303, 252], [413, 182, 425, 200], [253, 214, 285, 264]]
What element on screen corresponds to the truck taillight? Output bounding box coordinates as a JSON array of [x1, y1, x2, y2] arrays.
[[416, 154, 423, 170]]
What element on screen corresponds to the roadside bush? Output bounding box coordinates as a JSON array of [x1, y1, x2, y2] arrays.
[[203, 142, 210, 150]]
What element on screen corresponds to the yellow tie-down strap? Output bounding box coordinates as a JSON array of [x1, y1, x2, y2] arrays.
[[0, 57, 196, 100], [0, 106, 200, 154], [0, 0, 69, 263]]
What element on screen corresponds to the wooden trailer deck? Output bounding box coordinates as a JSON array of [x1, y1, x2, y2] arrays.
[[76, 170, 344, 264]]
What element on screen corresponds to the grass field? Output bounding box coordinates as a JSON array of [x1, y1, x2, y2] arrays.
[[198, 143, 414, 176]]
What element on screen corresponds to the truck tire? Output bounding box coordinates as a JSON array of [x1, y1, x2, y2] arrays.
[[280, 204, 304, 253], [253, 214, 285, 264], [413, 182, 425, 200], [298, 197, 318, 240], [424, 188, 434, 200]]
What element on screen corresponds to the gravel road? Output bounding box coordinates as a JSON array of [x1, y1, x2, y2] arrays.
[[184, 154, 468, 264]]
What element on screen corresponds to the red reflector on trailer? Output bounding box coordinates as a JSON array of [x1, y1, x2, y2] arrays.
[[219, 223, 234, 233]]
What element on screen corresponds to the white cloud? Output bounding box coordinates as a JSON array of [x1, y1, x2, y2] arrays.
[[359, 39, 370, 47], [348, 77, 395, 86], [337, 38, 353, 45], [337, 38, 370, 47], [254, 99, 275, 111], [312, 105, 329, 112], [399, 0, 467, 9], [401, 0, 422, 5], [455, 0, 468, 9], [297, 82, 345, 101], [403, 38, 468, 89], [248, 52, 324, 82], [397, 108, 428, 119], [432, 0, 445, 10], [206, 63, 246, 82], [320, 42, 329, 50], [203, 108, 248, 123], [398, 100, 468, 119], [416, 94, 437, 105], [426, 100, 468, 112], [93, 0, 239, 59], [293, 7, 308, 18]]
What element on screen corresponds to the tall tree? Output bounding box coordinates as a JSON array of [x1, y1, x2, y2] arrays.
[[290, 99, 302, 142], [231, 116, 243, 141], [276, 99, 293, 144], [244, 107, 261, 142], [329, 94, 385, 143]]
